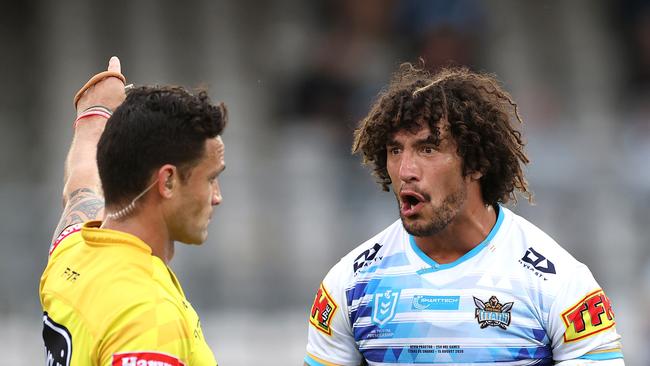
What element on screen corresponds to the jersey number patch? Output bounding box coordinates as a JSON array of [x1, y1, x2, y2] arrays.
[[561, 289, 615, 342], [43, 312, 72, 366], [309, 283, 338, 336]]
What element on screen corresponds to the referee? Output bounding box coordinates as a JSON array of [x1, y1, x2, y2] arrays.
[[40, 56, 226, 365]]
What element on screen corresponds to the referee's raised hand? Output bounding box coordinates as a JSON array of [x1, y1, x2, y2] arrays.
[[75, 56, 126, 114]]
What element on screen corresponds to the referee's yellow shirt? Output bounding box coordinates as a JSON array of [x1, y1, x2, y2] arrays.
[[40, 221, 217, 366]]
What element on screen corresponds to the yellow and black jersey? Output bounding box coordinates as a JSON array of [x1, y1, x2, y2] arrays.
[[40, 221, 216, 366]]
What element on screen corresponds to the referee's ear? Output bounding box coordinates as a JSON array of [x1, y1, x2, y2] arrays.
[[157, 164, 178, 199]]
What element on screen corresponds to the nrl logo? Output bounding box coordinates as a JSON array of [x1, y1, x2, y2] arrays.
[[372, 288, 400, 326], [474, 295, 513, 330]]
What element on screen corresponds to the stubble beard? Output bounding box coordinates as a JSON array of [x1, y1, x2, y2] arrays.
[[399, 183, 467, 237]]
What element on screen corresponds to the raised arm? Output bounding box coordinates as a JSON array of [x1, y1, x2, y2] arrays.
[[52, 56, 126, 242]]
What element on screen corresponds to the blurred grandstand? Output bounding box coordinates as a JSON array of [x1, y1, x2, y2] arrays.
[[0, 0, 647, 364]]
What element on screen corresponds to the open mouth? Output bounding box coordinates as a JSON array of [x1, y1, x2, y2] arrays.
[[400, 191, 426, 216], [404, 195, 420, 206]]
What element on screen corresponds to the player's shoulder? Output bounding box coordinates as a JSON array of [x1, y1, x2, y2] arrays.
[[325, 219, 404, 286], [501, 206, 587, 277]]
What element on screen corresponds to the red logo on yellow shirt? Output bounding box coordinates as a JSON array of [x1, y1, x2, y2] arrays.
[[309, 283, 338, 336], [112, 351, 186, 366], [561, 289, 616, 342]]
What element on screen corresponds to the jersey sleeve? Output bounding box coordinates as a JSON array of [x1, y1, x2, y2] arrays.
[[547, 263, 623, 362], [98, 300, 192, 366], [305, 260, 362, 366]]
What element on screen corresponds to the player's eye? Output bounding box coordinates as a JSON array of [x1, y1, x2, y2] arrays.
[[388, 147, 401, 155], [421, 146, 435, 154]]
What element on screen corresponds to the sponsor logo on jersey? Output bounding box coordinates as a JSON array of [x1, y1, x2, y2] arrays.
[[411, 295, 460, 311], [112, 351, 186, 366], [561, 289, 616, 342], [519, 247, 556, 280], [353, 242, 383, 275], [474, 295, 513, 329], [372, 288, 400, 326], [43, 312, 72, 366], [309, 283, 338, 336], [50, 223, 83, 256]]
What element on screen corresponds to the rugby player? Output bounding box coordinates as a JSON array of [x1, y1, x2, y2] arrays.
[[40, 56, 225, 365], [305, 64, 624, 365]]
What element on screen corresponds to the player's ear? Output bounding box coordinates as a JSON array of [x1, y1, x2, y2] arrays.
[[157, 164, 177, 198], [469, 170, 483, 181]]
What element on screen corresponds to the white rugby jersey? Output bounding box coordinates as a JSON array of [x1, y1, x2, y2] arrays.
[[305, 206, 623, 365]]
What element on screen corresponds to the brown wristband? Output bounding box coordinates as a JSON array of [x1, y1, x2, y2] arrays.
[[73, 70, 126, 109]]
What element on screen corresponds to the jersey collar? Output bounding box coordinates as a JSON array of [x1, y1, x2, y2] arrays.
[[409, 205, 504, 274]]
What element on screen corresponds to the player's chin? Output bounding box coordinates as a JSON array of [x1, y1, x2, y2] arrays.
[[400, 213, 422, 226], [179, 229, 208, 246], [400, 216, 433, 237]]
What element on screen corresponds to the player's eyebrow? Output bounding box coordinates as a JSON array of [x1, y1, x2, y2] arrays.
[[386, 139, 402, 148]]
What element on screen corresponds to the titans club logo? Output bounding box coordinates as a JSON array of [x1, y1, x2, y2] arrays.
[[474, 295, 514, 330]]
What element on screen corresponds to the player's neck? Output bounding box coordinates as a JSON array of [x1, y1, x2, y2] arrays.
[[413, 194, 496, 265], [102, 203, 175, 264]]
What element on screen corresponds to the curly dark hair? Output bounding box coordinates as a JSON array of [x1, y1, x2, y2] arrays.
[[97, 85, 227, 206], [352, 64, 532, 205]]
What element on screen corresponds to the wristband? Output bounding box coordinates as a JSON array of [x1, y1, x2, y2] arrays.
[[73, 70, 126, 109], [80, 105, 113, 116], [73, 107, 113, 129]]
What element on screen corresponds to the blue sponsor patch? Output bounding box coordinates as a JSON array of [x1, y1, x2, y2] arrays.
[[411, 295, 460, 311]]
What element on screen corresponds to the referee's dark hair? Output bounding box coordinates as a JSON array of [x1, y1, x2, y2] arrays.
[[97, 86, 227, 207], [353, 63, 532, 205]]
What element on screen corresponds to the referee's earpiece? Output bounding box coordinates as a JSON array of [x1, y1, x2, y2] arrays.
[[165, 178, 173, 189]]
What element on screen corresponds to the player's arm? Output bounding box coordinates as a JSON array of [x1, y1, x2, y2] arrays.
[[305, 260, 364, 366], [51, 57, 126, 243], [548, 264, 624, 364]]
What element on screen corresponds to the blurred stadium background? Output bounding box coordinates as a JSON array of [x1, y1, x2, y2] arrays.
[[1, 0, 649, 364]]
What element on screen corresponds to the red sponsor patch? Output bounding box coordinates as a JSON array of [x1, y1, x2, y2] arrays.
[[561, 289, 616, 342], [309, 283, 338, 336], [50, 224, 83, 256], [112, 351, 186, 366]]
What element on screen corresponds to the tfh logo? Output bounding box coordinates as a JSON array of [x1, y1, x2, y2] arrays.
[[561, 289, 616, 342]]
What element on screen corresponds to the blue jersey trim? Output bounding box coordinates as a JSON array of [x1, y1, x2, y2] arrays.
[[412, 205, 504, 274], [578, 351, 624, 361], [304, 354, 327, 366]]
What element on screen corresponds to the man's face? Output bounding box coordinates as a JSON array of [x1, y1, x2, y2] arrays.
[[170, 136, 225, 244], [386, 123, 468, 237]]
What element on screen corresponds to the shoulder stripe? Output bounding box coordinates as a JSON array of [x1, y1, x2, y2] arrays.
[[578, 349, 624, 360], [50, 223, 83, 256]]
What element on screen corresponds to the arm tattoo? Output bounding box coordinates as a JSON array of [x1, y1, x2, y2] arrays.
[[52, 188, 105, 242]]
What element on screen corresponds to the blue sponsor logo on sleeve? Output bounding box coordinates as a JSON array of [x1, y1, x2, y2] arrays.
[[411, 295, 460, 311]]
